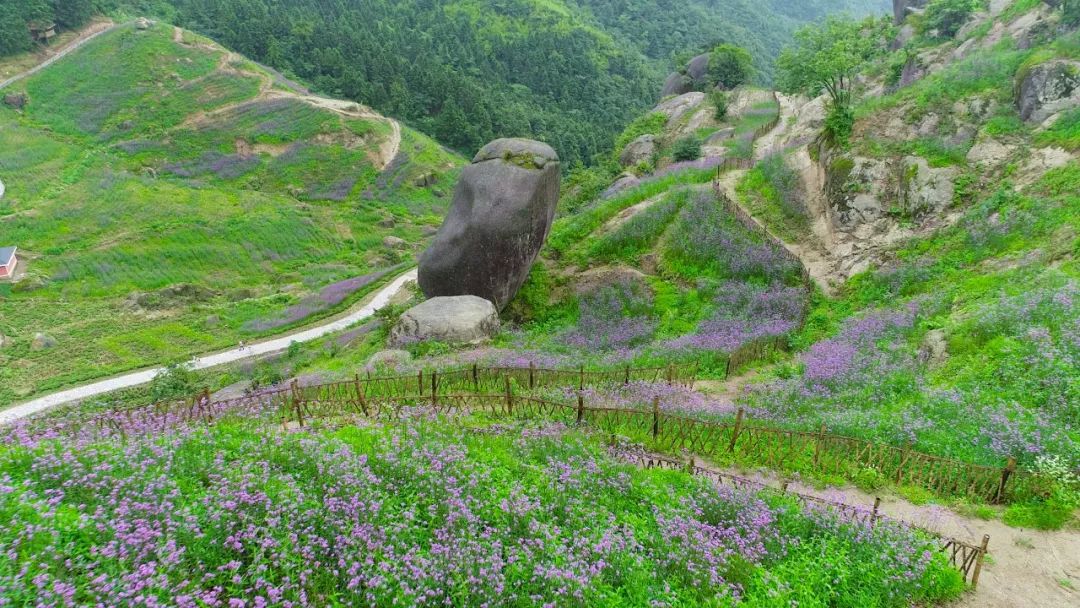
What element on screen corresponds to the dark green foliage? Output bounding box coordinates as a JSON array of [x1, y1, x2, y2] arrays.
[[671, 136, 702, 162], [823, 99, 855, 147], [0, 4, 32, 56], [919, 0, 983, 39], [1065, 0, 1080, 26], [708, 44, 753, 90], [49, 0, 94, 29], [148, 363, 198, 402], [758, 154, 805, 218]]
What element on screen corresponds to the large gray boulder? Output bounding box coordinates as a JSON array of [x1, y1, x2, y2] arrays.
[[390, 296, 500, 346], [619, 134, 658, 167], [653, 92, 706, 126], [660, 72, 693, 97], [686, 53, 712, 85], [1016, 60, 1080, 124], [418, 138, 560, 310], [601, 173, 641, 199]]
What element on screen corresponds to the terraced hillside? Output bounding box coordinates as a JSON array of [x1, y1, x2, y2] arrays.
[[0, 21, 462, 406]]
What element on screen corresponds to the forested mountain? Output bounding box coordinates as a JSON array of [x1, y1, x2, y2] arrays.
[[10, 0, 887, 165]]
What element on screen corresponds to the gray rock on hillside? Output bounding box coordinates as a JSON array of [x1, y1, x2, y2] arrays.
[[31, 333, 57, 351], [601, 173, 641, 199], [686, 53, 712, 85], [1016, 60, 1080, 124], [390, 296, 500, 346], [418, 138, 560, 310], [653, 92, 706, 126], [661, 72, 693, 97], [619, 134, 658, 167], [366, 349, 412, 370], [893, 0, 928, 25]]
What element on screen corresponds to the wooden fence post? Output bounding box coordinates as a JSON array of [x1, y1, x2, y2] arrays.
[[666, 364, 675, 386], [431, 370, 438, 407], [418, 370, 424, 398], [781, 481, 789, 493], [895, 442, 912, 484], [504, 375, 513, 415], [870, 497, 881, 527], [970, 535, 991, 589], [813, 423, 826, 467], [995, 457, 1017, 503], [686, 455, 695, 475], [579, 365, 584, 391], [529, 362, 535, 390], [652, 397, 660, 439], [624, 365, 631, 385], [472, 364, 479, 392], [576, 392, 584, 424], [728, 408, 745, 453], [291, 380, 304, 428], [354, 373, 369, 416]]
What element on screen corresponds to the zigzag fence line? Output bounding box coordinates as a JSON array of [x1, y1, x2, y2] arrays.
[[283, 389, 991, 588]]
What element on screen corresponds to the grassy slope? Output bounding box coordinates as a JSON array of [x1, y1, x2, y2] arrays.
[[0, 22, 462, 406]]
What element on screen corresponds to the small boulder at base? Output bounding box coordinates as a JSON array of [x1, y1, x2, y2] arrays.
[[31, 333, 57, 351], [390, 296, 500, 346], [418, 138, 560, 310], [366, 349, 413, 370], [383, 236, 407, 249], [3, 93, 27, 110], [619, 134, 657, 167]]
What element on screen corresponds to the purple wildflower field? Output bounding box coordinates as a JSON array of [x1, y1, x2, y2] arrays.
[[0, 416, 963, 606], [744, 281, 1080, 467], [243, 267, 398, 333]]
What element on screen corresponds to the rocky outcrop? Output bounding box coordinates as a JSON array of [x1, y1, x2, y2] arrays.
[[828, 157, 894, 228], [653, 92, 706, 126], [686, 53, 711, 85], [902, 156, 958, 218], [389, 296, 500, 346], [382, 236, 407, 249], [966, 137, 1016, 168], [660, 54, 711, 97], [1016, 60, 1080, 124], [619, 134, 658, 167], [601, 173, 641, 199], [894, 0, 928, 25], [3, 93, 27, 110], [418, 138, 560, 310]]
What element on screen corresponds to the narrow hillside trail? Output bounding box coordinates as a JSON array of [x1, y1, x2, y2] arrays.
[[0, 20, 118, 91], [677, 458, 1080, 608], [0, 270, 418, 425], [713, 98, 840, 296], [168, 25, 402, 170]]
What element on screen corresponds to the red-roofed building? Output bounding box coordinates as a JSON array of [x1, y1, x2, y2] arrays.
[[0, 247, 17, 279]]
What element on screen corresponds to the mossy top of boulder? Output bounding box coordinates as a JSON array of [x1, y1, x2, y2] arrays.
[[473, 138, 559, 170]]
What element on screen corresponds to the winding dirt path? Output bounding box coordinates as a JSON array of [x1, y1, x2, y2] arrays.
[[692, 461, 1080, 607], [0, 21, 117, 91], [0, 270, 418, 425]]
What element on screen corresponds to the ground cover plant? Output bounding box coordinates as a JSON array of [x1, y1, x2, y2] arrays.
[[0, 413, 966, 606]]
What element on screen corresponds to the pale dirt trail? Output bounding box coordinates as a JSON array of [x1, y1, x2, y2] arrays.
[[0, 21, 117, 91], [692, 461, 1080, 608], [0, 270, 418, 425]]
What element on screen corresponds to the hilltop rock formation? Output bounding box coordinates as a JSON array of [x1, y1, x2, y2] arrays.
[[620, 135, 658, 167], [418, 138, 560, 310], [661, 72, 693, 97], [1016, 59, 1080, 124], [390, 296, 500, 345]]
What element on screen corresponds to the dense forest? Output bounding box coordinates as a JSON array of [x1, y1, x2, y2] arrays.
[[1, 0, 888, 164]]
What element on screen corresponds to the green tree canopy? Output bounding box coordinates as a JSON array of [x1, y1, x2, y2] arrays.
[[776, 16, 889, 107], [708, 43, 753, 90], [918, 0, 982, 40]]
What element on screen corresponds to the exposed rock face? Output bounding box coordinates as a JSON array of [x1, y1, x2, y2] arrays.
[[382, 236, 407, 249], [902, 156, 958, 217], [573, 266, 650, 297], [418, 138, 560, 310], [1016, 60, 1080, 124], [919, 329, 949, 367], [966, 137, 1016, 167], [829, 157, 893, 228], [893, 0, 928, 24], [619, 134, 658, 167], [652, 92, 706, 126], [660, 72, 693, 98], [390, 296, 500, 346], [899, 57, 927, 88], [31, 333, 57, 351]]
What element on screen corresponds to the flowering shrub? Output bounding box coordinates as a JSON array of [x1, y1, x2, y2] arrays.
[[666, 281, 807, 355], [0, 419, 964, 606], [243, 267, 398, 332], [562, 279, 657, 352]]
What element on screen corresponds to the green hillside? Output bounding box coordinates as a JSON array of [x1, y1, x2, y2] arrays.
[[67, 0, 889, 166], [0, 21, 462, 405]]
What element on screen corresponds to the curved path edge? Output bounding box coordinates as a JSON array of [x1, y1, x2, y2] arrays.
[[0, 269, 418, 425], [0, 21, 118, 91]]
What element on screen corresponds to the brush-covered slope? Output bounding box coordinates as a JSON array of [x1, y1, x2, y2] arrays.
[[0, 21, 462, 406], [107, 0, 889, 165]]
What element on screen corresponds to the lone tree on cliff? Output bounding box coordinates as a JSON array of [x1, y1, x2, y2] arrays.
[[776, 16, 893, 146]]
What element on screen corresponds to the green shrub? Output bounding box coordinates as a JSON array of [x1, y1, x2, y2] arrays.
[[1063, 0, 1080, 26], [853, 467, 888, 492], [148, 363, 199, 402], [919, 0, 984, 40], [708, 44, 754, 90], [614, 113, 668, 159], [710, 90, 729, 121], [823, 100, 855, 147], [671, 136, 703, 161]]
